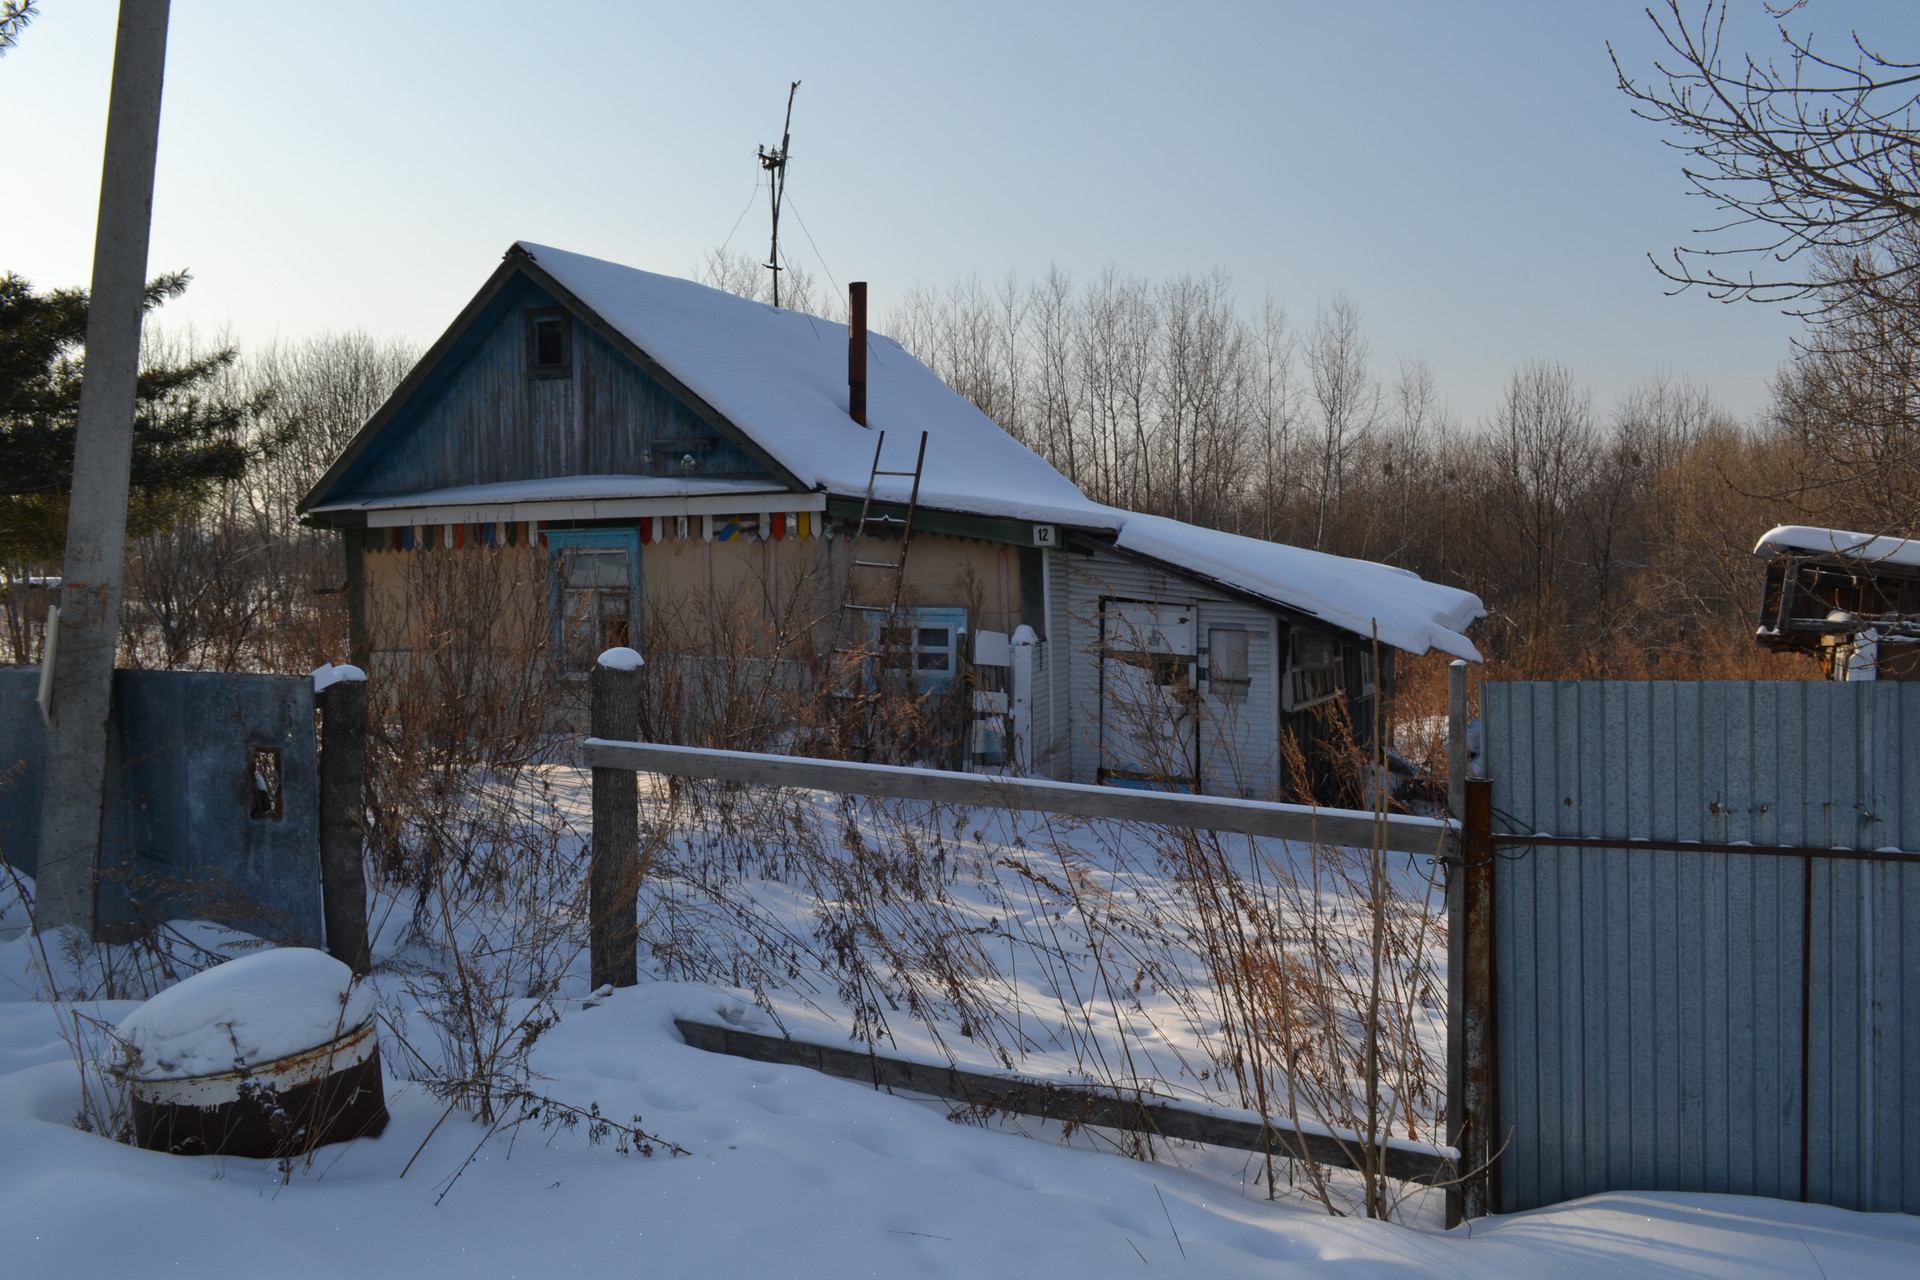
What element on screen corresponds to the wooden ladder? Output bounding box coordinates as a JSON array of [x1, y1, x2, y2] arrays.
[[832, 429, 929, 698]]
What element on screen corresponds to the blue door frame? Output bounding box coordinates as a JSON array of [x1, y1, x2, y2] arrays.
[[543, 526, 642, 660]]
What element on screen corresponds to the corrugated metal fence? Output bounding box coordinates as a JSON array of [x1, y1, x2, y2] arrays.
[[1480, 680, 1918, 1215]]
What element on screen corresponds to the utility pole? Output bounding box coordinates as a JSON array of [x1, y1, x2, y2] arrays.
[[35, 0, 172, 936], [757, 81, 799, 308]]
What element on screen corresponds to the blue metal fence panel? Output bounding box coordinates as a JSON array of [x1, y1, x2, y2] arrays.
[[1483, 680, 1918, 1215], [0, 668, 323, 946]]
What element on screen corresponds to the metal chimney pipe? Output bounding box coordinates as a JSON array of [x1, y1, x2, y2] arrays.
[[848, 281, 868, 426]]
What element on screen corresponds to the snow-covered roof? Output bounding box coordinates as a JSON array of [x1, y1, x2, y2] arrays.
[[520, 243, 1116, 532], [520, 244, 1484, 658], [312, 244, 1481, 658], [1114, 513, 1485, 661], [1753, 525, 1920, 569]]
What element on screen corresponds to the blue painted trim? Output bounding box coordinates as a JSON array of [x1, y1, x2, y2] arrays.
[[543, 526, 642, 655]]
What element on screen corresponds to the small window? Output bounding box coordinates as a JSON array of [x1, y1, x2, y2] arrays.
[[1283, 630, 1343, 713], [526, 308, 571, 378], [1208, 628, 1251, 703], [249, 746, 283, 821], [869, 608, 965, 688], [914, 624, 956, 674]]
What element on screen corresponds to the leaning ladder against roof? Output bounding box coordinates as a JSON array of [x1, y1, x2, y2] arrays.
[[831, 430, 929, 721]]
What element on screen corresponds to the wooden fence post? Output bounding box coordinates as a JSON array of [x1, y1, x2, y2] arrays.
[[317, 672, 370, 974], [590, 648, 642, 990], [1460, 775, 1498, 1220]]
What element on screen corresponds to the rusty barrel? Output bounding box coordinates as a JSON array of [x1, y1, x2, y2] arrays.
[[120, 947, 388, 1158]]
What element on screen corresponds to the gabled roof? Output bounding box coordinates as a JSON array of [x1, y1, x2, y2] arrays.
[[514, 243, 1111, 530], [302, 242, 1485, 659]]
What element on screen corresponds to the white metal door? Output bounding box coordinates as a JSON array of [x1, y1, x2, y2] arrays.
[[1098, 598, 1199, 791]]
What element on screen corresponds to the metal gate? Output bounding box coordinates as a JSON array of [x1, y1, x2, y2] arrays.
[[1478, 680, 1918, 1215], [1097, 597, 1199, 791], [0, 668, 325, 946]]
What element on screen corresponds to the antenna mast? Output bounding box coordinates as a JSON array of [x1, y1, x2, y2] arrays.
[[758, 81, 800, 308]]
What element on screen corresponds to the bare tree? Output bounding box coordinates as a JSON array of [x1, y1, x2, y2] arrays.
[[697, 246, 819, 318], [1616, 0, 1920, 312], [118, 331, 417, 672], [1490, 360, 1596, 607], [1578, 372, 1718, 631], [1250, 297, 1302, 541], [1304, 297, 1380, 549]]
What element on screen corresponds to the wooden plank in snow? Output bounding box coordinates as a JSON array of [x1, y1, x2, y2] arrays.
[[674, 1018, 1455, 1185]]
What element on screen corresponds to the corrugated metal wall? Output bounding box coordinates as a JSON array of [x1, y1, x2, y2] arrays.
[[1481, 680, 1919, 1214]]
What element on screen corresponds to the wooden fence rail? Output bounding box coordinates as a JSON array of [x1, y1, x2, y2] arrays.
[[584, 738, 1454, 857], [675, 1019, 1456, 1185]]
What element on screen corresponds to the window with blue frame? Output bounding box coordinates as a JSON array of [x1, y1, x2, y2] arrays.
[[908, 606, 966, 691], [545, 527, 641, 672], [868, 606, 967, 692]]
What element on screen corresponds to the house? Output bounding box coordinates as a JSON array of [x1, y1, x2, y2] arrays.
[[1754, 524, 1920, 681], [299, 243, 1484, 798]]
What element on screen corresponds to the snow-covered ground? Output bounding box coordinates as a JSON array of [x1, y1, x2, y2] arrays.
[[2, 772, 1917, 1277], [3, 983, 1917, 1279]]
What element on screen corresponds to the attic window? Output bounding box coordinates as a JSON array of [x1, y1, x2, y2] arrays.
[[527, 308, 571, 378]]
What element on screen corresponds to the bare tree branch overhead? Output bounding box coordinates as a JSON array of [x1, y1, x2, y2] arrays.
[[1614, 0, 1920, 310]]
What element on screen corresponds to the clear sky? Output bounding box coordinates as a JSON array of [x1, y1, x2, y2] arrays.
[[5, 1, 1913, 428]]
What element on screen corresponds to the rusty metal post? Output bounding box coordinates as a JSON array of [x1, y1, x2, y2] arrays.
[[590, 649, 641, 989], [1459, 775, 1498, 1220], [317, 673, 370, 974], [848, 281, 868, 426], [34, 0, 173, 936], [1444, 659, 1469, 1227]]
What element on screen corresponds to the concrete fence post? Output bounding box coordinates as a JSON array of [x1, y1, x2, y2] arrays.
[[317, 668, 370, 974], [590, 647, 643, 990]]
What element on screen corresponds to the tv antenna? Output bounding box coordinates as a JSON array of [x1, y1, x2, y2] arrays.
[[758, 81, 800, 308]]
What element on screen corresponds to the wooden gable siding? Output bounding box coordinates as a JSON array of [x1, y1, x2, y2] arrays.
[[331, 281, 766, 500]]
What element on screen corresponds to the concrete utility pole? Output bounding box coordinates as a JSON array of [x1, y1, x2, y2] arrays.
[[35, 0, 173, 935]]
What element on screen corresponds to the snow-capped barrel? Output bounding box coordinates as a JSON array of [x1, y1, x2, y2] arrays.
[[119, 947, 387, 1158]]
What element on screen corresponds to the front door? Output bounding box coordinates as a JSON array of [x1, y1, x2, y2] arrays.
[[546, 528, 640, 673], [1097, 597, 1199, 791]]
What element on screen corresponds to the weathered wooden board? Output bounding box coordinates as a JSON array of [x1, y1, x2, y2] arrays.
[[585, 738, 1452, 855], [674, 1019, 1455, 1184]]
